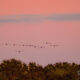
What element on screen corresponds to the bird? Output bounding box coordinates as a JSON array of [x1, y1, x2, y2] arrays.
[[38, 45, 45, 48], [16, 50, 24, 53], [12, 43, 17, 46], [49, 44, 59, 48], [33, 45, 37, 48], [5, 43, 9, 46], [44, 42, 52, 45], [21, 44, 25, 47], [2, 42, 60, 49]]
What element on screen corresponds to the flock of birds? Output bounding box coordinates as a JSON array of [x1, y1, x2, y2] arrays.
[[0, 42, 60, 53]]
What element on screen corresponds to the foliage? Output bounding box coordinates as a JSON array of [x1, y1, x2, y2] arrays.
[[0, 59, 80, 80]]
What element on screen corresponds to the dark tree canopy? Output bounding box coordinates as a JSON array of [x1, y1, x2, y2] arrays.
[[0, 59, 80, 80]]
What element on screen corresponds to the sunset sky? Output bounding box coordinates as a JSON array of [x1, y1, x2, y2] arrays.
[[0, 0, 80, 65]]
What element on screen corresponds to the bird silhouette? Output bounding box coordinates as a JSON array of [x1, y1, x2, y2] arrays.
[[44, 42, 52, 45], [16, 50, 24, 53], [5, 43, 9, 46], [39, 46, 45, 48], [12, 43, 17, 46], [1, 41, 60, 49], [49, 44, 59, 48]]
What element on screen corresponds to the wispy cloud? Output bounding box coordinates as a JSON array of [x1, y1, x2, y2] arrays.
[[47, 14, 80, 21], [0, 14, 80, 23]]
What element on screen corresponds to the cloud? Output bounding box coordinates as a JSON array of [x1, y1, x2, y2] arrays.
[[0, 14, 80, 23], [47, 14, 80, 21]]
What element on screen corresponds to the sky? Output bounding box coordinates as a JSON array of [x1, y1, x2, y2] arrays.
[[0, 0, 80, 65]]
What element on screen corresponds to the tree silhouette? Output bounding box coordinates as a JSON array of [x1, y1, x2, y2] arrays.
[[0, 59, 80, 80]]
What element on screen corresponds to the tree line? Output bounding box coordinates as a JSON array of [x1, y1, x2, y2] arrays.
[[0, 59, 80, 80]]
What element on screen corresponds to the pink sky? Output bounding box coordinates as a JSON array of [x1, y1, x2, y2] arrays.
[[0, 0, 80, 65], [0, 0, 80, 15]]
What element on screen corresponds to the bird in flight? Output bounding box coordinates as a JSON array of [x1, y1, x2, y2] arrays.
[[12, 43, 17, 46], [1, 41, 60, 49], [49, 44, 59, 48], [44, 42, 52, 45], [5, 43, 9, 46], [16, 50, 24, 53]]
